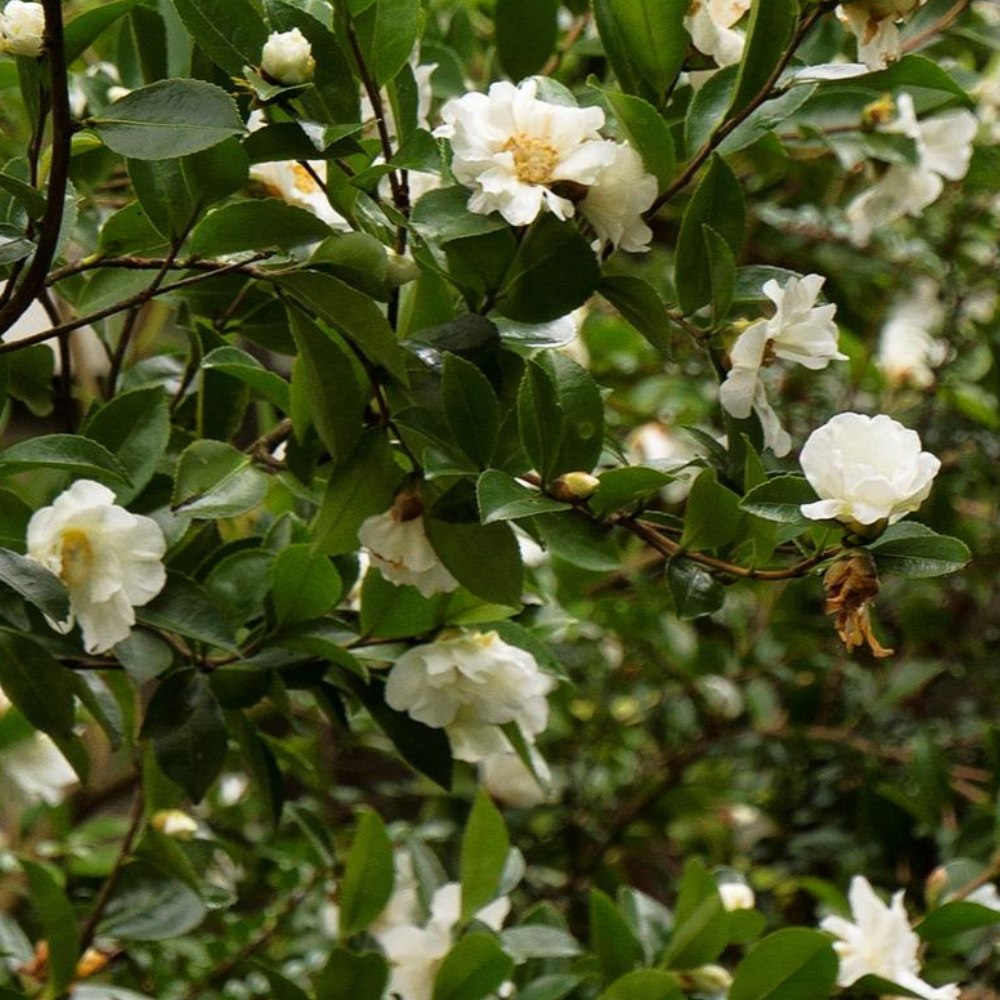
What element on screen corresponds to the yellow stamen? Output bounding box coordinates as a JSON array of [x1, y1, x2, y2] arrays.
[[292, 163, 320, 194], [503, 132, 560, 185], [59, 529, 93, 587]]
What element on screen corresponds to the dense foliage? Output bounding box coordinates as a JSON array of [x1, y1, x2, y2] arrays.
[[1, 0, 1000, 998]]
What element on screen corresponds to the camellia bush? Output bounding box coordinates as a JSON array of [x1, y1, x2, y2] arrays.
[[3, 0, 1000, 997]]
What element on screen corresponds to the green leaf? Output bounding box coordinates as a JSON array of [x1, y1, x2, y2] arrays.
[[359, 567, 449, 639], [0, 434, 131, 490], [499, 926, 582, 962], [868, 523, 971, 578], [675, 155, 745, 315], [599, 275, 674, 356], [141, 669, 228, 802], [597, 971, 683, 1000], [728, 0, 797, 115], [603, 91, 675, 192], [424, 517, 523, 608], [680, 468, 741, 550], [461, 790, 511, 922], [729, 929, 838, 1000], [170, 0, 268, 76], [0, 630, 76, 739], [533, 511, 621, 572], [19, 861, 79, 997], [64, 0, 142, 62], [339, 809, 395, 936], [495, 0, 558, 80], [311, 433, 405, 555], [172, 440, 270, 519], [590, 889, 643, 983], [703, 224, 736, 325], [137, 574, 238, 651], [202, 347, 290, 411], [128, 139, 250, 240], [316, 949, 389, 1000], [91, 79, 244, 159], [518, 360, 562, 483], [354, 0, 423, 86], [411, 186, 510, 244], [82, 387, 170, 503], [739, 475, 818, 526], [0, 549, 69, 622], [278, 271, 408, 383], [593, 0, 687, 99], [517, 976, 585, 1000], [0, 490, 31, 551], [442, 354, 501, 469], [100, 861, 207, 940], [590, 467, 672, 518], [433, 934, 515, 1000], [5, 344, 54, 417], [849, 976, 926, 1000], [0, 225, 34, 265], [0, 171, 45, 219], [498, 216, 601, 324], [667, 560, 725, 620], [189, 199, 333, 256], [917, 900, 1000, 940], [288, 307, 367, 466], [856, 54, 974, 108], [662, 859, 728, 969], [477, 470, 571, 524], [271, 544, 343, 625]]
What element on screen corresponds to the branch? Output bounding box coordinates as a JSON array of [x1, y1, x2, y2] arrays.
[[0, 0, 72, 336], [47, 254, 274, 285]]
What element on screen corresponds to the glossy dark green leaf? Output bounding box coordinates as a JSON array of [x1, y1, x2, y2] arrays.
[[271, 544, 343, 625], [739, 475, 818, 526], [92, 80, 243, 159], [597, 971, 683, 1000], [317, 949, 390, 1000], [172, 440, 269, 519], [170, 0, 268, 76], [590, 467, 672, 518], [64, 0, 143, 63], [498, 216, 600, 324], [0, 548, 69, 622], [425, 517, 523, 607], [590, 889, 643, 984], [100, 861, 207, 940], [82, 387, 170, 503], [0, 171, 45, 219], [729, 929, 838, 1000], [19, 861, 79, 997], [477, 470, 571, 524], [339, 809, 395, 936], [442, 354, 500, 469], [703, 224, 736, 325], [675, 155, 745, 315], [461, 790, 511, 922], [868, 523, 971, 578], [354, 0, 423, 86], [495, 0, 558, 80], [662, 859, 728, 969], [599, 275, 674, 357], [141, 669, 228, 802], [681, 467, 741, 550], [667, 560, 725, 620], [201, 347, 290, 412], [433, 934, 515, 1000], [728, 0, 797, 114], [136, 574, 238, 651], [288, 307, 367, 466], [0, 629, 76, 739], [603, 91, 675, 191], [189, 199, 333, 256], [0, 434, 131, 490]]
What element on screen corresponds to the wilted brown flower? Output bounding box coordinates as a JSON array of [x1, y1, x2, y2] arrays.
[[822, 549, 894, 658]]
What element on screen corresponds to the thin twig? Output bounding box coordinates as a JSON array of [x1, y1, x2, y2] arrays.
[[47, 253, 274, 285]]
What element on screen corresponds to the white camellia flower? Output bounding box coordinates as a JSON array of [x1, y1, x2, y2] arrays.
[[821, 875, 960, 1000], [26, 480, 168, 655], [435, 78, 617, 227], [719, 274, 846, 456], [260, 27, 315, 86], [0, 687, 77, 807], [836, 0, 928, 71], [579, 142, 657, 252], [684, 0, 752, 68], [385, 630, 554, 763], [376, 881, 510, 1000], [0, 1, 45, 57], [847, 93, 978, 245], [358, 496, 459, 599], [799, 413, 941, 528], [876, 278, 947, 388]]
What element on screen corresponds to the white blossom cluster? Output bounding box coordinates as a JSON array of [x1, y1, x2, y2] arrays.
[[837, 0, 929, 71]]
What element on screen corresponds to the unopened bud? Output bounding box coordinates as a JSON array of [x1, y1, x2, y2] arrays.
[[718, 881, 755, 911], [925, 866, 949, 907], [151, 809, 199, 840], [687, 964, 733, 993], [260, 28, 315, 86], [0, 1, 45, 57], [386, 250, 420, 287], [549, 472, 600, 502]]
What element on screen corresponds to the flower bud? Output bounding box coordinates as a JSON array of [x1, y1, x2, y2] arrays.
[[718, 880, 755, 911], [386, 250, 420, 287], [260, 28, 315, 86], [549, 471, 600, 502], [0, 1, 45, 57], [686, 964, 733, 993], [151, 809, 199, 840], [925, 865, 949, 908]]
